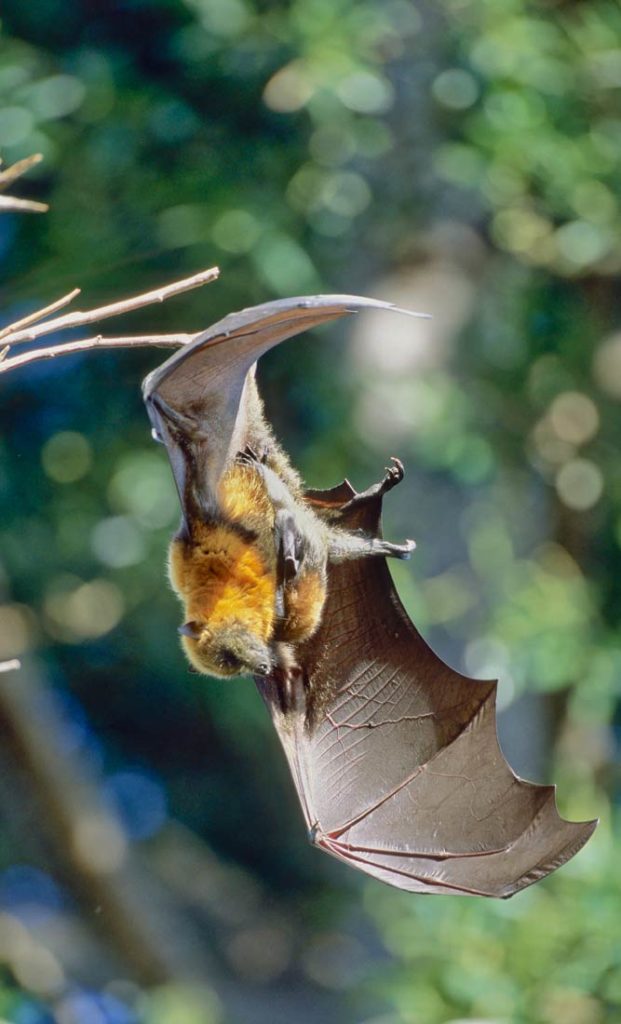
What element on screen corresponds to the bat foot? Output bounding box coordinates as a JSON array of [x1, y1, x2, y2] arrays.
[[380, 456, 405, 495], [341, 457, 406, 512], [374, 537, 416, 560]]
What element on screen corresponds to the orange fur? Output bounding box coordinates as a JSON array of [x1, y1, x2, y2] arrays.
[[218, 464, 275, 531], [169, 523, 276, 642], [169, 461, 326, 675]]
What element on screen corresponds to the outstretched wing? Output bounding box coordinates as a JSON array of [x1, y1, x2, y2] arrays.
[[257, 485, 597, 898], [142, 295, 422, 522]]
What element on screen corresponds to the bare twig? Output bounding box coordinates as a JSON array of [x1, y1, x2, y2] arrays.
[[0, 153, 44, 189], [0, 288, 81, 343], [0, 660, 21, 674], [3, 266, 220, 347], [0, 154, 48, 213], [0, 195, 49, 214], [0, 333, 196, 373], [0, 266, 219, 371]]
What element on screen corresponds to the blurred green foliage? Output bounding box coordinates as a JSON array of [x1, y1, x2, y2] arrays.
[[436, 0, 621, 277], [363, 832, 618, 1024], [0, 0, 620, 1022]]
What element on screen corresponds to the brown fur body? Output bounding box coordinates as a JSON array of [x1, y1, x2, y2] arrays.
[[168, 455, 327, 678], [166, 378, 413, 679]]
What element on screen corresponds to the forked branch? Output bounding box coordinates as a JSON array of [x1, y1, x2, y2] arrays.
[[0, 153, 49, 213], [0, 266, 219, 373]]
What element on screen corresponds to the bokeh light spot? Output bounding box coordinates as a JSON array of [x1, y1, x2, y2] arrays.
[[108, 452, 178, 528], [432, 69, 479, 110], [41, 431, 92, 483], [44, 578, 124, 642], [91, 517, 146, 569], [335, 71, 394, 114], [555, 459, 603, 511], [548, 391, 599, 445], [593, 331, 621, 399], [492, 208, 553, 256], [27, 75, 86, 120], [13, 942, 64, 996], [157, 204, 211, 249], [72, 814, 127, 874], [263, 61, 314, 112], [555, 220, 612, 267], [0, 604, 36, 660], [322, 170, 371, 218], [253, 233, 320, 294], [141, 983, 221, 1024], [0, 106, 34, 146], [190, 0, 250, 37], [531, 417, 574, 470], [571, 179, 617, 224], [211, 209, 261, 253]]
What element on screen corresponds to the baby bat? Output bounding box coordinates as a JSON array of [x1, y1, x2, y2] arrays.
[[143, 294, 597, 898]]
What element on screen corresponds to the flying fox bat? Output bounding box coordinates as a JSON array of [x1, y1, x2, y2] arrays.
[[143, 294, 596, 898]]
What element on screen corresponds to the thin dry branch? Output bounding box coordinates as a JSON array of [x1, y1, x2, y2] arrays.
[[0, 154, 48, 213], [0, 153, 44, 189], [4, 266, 219, 347], [0, 287, 81, 343], [0, 266, 219, 372], [0, 195, 49, 214], [0, 333, 196, 373]]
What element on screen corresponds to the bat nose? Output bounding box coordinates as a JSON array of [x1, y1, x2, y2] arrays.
[[257, 661, 271, 676]]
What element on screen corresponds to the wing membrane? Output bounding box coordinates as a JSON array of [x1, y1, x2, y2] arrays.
[[258, 484, 596, 898], [143, 295, 422, 513]]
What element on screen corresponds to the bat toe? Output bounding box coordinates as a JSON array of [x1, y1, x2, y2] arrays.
[[400, 538, 416, 558], [381, 456, 405, 493]]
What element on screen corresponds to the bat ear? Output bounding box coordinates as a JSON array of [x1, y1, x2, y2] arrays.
[[178, 621, 201, 640]]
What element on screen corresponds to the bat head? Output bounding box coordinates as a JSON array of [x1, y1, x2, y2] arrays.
[[178, 620, 273, 679]]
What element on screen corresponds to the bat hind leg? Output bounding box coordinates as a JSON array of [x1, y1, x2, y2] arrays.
[[342, 457, 406, 511], [372, 537, 416, 559], [329, 530, 415, 562]]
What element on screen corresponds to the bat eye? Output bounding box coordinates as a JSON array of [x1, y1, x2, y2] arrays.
[[219, 648, 242, 672]]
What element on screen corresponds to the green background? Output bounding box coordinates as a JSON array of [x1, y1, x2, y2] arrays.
[[0, 1, 619, 1022]]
